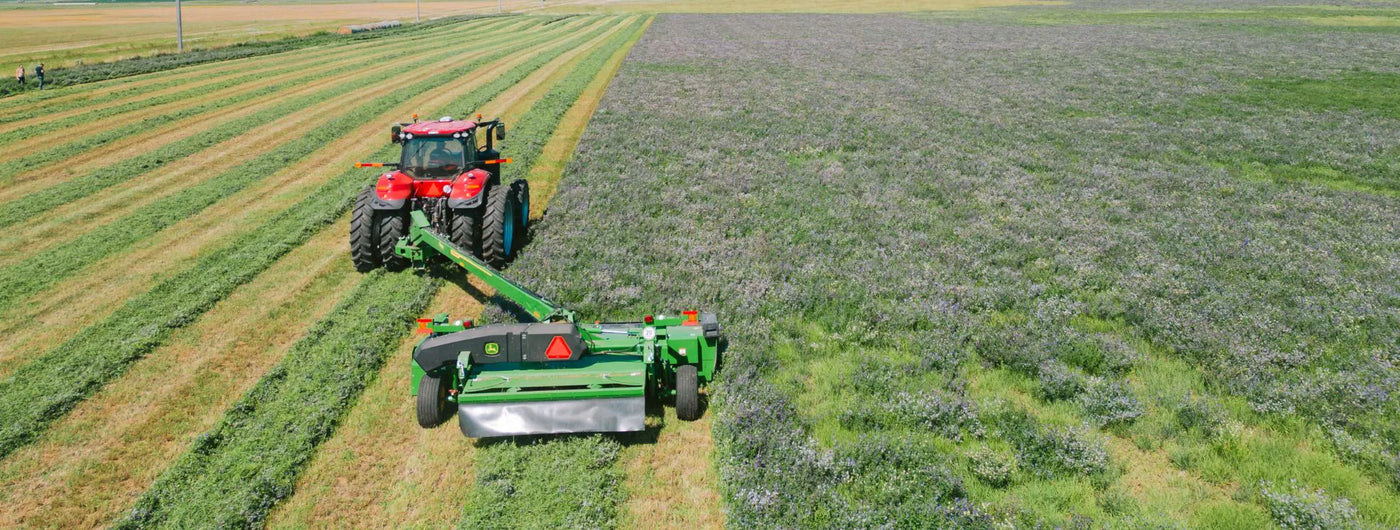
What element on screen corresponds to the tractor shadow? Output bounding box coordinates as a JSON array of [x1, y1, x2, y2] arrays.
[[433, 262, 537, 323]]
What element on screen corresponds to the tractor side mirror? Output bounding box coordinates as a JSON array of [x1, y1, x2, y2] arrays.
[[495, 124, 506, 141], [391, 125, 402, 144]]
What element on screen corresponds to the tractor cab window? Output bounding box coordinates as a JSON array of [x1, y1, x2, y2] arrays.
[[401, 137, 467, 178]]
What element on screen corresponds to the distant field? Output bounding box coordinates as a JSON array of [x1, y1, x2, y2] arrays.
[[0, 0, 548, 68], [539, 0, 1059, 14]]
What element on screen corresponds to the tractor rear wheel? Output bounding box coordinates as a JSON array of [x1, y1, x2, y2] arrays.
[[417, 373, 451, 428], [350, 187, 381, 272], [377, 208, 409, 271], [450, 207, 482, 258], [676, 365, 700, 421], [509, 179, 530, 253], [482, 186, 517, 268]]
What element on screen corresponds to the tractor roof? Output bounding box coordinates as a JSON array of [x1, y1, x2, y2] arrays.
[[402, 117, 476, 136]]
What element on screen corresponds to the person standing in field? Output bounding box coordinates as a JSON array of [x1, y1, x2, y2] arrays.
[[14, 66, 23, 88], [35, 63, 44, 90]]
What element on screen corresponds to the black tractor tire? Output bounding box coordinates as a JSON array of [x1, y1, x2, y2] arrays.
[[416, 373, 451, 428], [482, 185, 517, 269], [377, 208, 409, 271], [509, 179, 531, 251], [349, 187, 381, 272], [450, 207, 482, 258], [675, 364, 700, 421]]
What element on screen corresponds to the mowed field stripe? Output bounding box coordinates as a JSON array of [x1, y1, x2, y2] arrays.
[[0, 18, 556, 264], [0, 17, 506, 132], [0, 18, 607, 461], [0, 225, 363, 529], [0, 20, 609, 528], [0, 20, 579, 316], [115, 17, 640, 528], [0, 18, 511, 157], [0, 15, 517, 121], [0, 17, 598, 375], [0, 18, 600, 379], [454, 19, 654, 527], [0, 17, 538, 195], [265, 18, 640, 528]]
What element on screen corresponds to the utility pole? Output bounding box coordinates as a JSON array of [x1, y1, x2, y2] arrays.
[[176, 0, 184, 52], [416, 0, 421, 23], [498, 0, 502, 13]]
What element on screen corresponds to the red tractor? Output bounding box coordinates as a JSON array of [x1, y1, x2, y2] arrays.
[[351, 115, 529, 271]]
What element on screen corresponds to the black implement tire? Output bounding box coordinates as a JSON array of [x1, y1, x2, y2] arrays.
[[377, 208, 409, 271], [481, 185, 516, 269], [417, 374, 451, 428], [509, 179, 530, 253], [350, 187, 381, 272], [450, 207, 482, 258], [676, 364, 700, 421]]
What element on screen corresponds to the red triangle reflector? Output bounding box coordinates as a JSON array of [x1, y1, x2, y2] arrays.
[[545, 336, 572, 360]]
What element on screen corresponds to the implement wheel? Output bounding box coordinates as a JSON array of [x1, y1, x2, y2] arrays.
[[676, 365, 700, 421], [482, 186, 517, 268], [450, 207, 482, 258], [350, 187, 381, 272], [417, 374, 451, 428]]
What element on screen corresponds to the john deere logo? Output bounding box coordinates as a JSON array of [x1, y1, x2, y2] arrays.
[[484, 342, 500, 356]]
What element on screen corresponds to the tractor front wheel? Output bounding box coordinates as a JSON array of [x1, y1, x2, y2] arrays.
[[416, 374, 451, 428], [676, 365, 700, 421], [482, 186, 517, 268]]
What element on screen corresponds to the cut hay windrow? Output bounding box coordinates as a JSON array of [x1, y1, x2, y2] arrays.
[[0, 25, 585, 311], [0, 19, 605, 371], [0, 19, 609, 461], [0, 16, 524, 138], [112, 18, 638, 527], [0, 24, 483, 149], [443, 22, 669, 528], [0, 17, 543, 190], [0, 13, 517, 99], [0, 16, 516, 125]]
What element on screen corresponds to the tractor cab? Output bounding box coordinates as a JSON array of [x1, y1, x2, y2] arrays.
[[393, 116, 505, 180]]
